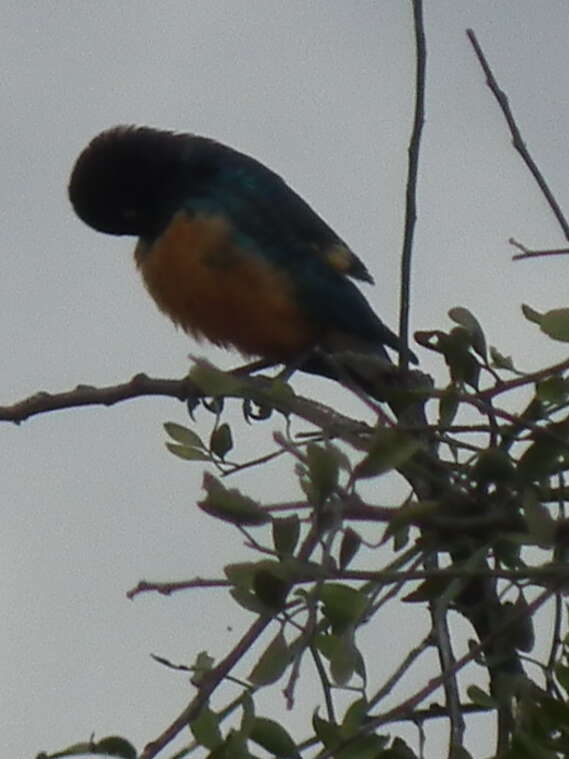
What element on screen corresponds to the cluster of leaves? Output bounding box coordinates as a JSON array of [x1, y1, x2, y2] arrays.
[[39, 304, 569, 759], [168, 306, 569, 759]]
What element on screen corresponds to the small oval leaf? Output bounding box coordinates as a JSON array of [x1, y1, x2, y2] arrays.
[[272, 515, 300, 557], [210, 423, 233, 459], [306, 443, 339, 504], [466, 684, 496, 709], [541, 308, 569, 342], [329, 632, 357, 686], [249, 716, 299, 758], [439, 388, 459, 427], [190, 363, 245, 397], [164, 422, 205, 448], [199, 473, 270, 526], [95, 737, 138, 759], [190, 705, 223, 750], [253, 567, 290, 611], [521, 303, 542, 324], [354, 428, 422, 480], [249, 631, 291, 686], [166, 442, 210, 462], [320, 583, 368, 632], [490, 346, 515, 371], [449, 306, 487, 359], [339, 528, 362, 570]]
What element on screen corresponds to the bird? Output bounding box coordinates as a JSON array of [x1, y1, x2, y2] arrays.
[[68, 125, 416, 396]]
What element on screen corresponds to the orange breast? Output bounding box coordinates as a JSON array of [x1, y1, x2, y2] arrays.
[[135, 211, 318, 360]]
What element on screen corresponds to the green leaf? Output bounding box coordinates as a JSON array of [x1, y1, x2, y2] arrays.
[[466, 684, 496, 709], [199, 473, 270, 526], [189, 363, 245, 397], [272, 515, 300, 557], [510, 729, 560, 758], [555, 663, 569, 695], [210, 423, 233, 459], [229, 586, 268, 615], [536, 692, 569, 729], [208, 729, 254, 759], [339, 527, 361, 570], [449, 306, 487, 359], [341, 697, 368, 735], [262, 378, 296, 406], [249, 716, 299, 758], [239, 691, 256, 736], [440, 328, 481, 388], [524, 304, 569, 344], [94, 737, 137, 759], [536, 376, 569, 404], [306, 443, 339, 503], [252, 566, 290, 611], [190, 651, 215, 686], [522, 490, 556, 546], [540, 308, 569, 342], [490, 346, 515, 371], [329, 631, 357, 686], [248, 630, 291, 686], [166, 442, 210, 461], [224, 562, 256, 588], [474, 448, 515, 484], [382, 737, 418, 758], [439, 387, 459, 427], [314, 632, 336, 659], [320, 583, 368, 632], [163, 421, 205, 448], [517, 422, 569, 483], [190, 705, 223, 750], [317, 630, 366, 685], [501, 595, 535, 652], [449, 746, 474, 759], [521, 303, 543, 324], [403, 574, 454, 603], [382, 499, 440, 542], [353, 428, 422, 480], [312, 712, 342, 751]]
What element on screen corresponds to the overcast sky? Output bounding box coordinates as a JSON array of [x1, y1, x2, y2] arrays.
[[3, 3, 569, 758]]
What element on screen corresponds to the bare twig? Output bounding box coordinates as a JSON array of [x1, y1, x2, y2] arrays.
[[127, 577, 230, 600], [510, 237, 569, 261], [479, 355, 569, 401], [399, 0, 426, 370], [428, 559, 465, 754], [467, 28, 569, 241], [139, 615, 270, 759], [367, 633, 432, 710]]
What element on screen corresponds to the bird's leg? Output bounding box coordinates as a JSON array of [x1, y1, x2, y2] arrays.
[[277, 347, 321, 382]]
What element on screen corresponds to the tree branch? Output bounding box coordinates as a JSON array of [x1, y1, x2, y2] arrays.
[[467, 28, 569, 242]]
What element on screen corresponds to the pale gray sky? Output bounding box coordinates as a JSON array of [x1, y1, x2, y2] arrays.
[[3, 3, 569, 758]]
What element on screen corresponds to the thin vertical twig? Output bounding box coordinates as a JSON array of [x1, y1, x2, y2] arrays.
[[399, 0, 426, 370]]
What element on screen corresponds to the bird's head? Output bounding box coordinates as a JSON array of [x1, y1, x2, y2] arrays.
[[68, 125, 191, 239]]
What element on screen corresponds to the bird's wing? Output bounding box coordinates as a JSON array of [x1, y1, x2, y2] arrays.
[[180, 141, 404, 355]]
